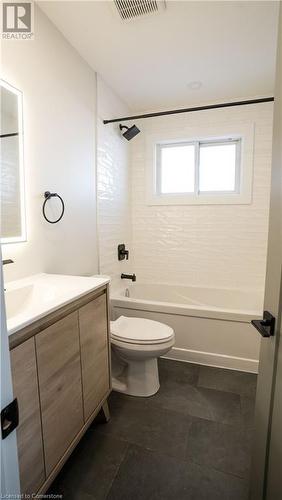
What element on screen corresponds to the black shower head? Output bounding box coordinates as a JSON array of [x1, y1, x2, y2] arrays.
[[119, 124, 140, 141]]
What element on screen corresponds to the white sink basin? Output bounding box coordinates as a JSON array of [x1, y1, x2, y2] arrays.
[[5, 273, 110, 335], [5, 284, 34, 318]]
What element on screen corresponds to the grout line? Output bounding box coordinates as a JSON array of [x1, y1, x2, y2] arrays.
[[102, 439, 250, 485], [185, 455, 250, 482], [105, 441, 130, 500]]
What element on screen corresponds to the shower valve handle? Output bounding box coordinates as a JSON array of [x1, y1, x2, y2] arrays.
[[118, 244, 129, 261]]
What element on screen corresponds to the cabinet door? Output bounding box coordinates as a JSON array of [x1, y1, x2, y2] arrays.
[[35, 312, 83, 476], [79, 293, 110, 421], [10, 337, 45, 495]]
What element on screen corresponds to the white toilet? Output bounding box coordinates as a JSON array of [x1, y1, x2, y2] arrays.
[[110, 316, 175, 397]]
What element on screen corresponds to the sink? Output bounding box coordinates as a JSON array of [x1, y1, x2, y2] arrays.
[[5, 273, 110, 335], [5, 284, 34, 318]]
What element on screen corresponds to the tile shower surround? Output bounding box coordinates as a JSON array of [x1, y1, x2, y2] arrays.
[[130, 103, 273, 290]]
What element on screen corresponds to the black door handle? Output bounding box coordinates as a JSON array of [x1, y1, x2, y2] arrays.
[[1, 398, 19, 439], [251, 311, 275, 338]]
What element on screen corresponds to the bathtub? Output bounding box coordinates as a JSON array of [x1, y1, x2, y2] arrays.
[[111, 283, 263, 373]]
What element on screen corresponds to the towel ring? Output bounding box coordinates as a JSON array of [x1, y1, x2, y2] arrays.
[[42, 191, 65, 224]]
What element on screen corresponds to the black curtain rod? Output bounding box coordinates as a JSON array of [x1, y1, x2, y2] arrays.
[[0, 132, 19, 138], [103, 97, 274, 124]]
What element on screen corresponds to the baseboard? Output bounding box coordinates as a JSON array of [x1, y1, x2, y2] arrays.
[[163, 347, 259, 373]]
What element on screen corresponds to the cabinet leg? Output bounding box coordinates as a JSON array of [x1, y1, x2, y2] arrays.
[[101, 400, 110, 423]]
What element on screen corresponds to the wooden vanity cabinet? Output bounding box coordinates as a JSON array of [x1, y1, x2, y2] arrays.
[[79, 294, 110, 421], [10, 337, 45, 496], [9, 285, 111, 496], [35, 311, 84, 476]]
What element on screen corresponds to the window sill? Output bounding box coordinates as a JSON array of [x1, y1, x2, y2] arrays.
[[146, 192, 252, 206]]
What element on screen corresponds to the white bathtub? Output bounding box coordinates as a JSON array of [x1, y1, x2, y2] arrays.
[[111, 283, 263, 373]]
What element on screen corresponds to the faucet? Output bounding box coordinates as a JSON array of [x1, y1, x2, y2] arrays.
[[2, 260, 14, 291], [121, 273, 136, 282]]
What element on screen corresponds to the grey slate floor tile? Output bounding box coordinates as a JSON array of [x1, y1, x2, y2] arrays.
[[197, 365, 257, 399], [48, 431, 128, 500], [148, 376, 242, 425], [96, 392, 193, 460], [186, 418, 252, 478], [240, 396, 256, 429], [159, 357, 200, 385], [48, 359, 256, 499], [107, 444, 249, 500]]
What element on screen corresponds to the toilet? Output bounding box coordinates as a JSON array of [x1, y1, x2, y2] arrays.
[[110, 316, 175, 397]]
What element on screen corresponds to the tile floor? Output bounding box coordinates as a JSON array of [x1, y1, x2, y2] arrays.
[[48, 359, 257, 500]]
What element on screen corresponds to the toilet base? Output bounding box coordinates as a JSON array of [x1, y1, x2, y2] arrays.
[[112, 357, 160, 397]]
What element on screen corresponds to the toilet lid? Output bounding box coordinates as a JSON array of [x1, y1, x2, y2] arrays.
[[111, 316, 174, 345]]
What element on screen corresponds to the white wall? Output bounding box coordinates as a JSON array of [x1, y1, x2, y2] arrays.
[[131, 103, 273, 291], [2, 5, 98, 282], [97, 77, 132, 289]]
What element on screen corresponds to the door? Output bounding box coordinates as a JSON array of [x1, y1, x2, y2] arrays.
[[250, 4, 282, 499], [10, 337, 45, 494], [266, 305, 282, 497], [264, 4, 282, 497], [0, 254, 20, 496], [35, 312, 83, 476], [79, 293, 110, 421]]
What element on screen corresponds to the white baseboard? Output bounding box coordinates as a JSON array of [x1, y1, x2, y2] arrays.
[[163, 347, 259, 374]]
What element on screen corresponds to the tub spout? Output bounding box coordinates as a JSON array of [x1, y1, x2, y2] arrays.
[[121, 273, 136, 282]]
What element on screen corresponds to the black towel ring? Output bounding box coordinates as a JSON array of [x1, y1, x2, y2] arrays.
[[42, 191, 65, 224]]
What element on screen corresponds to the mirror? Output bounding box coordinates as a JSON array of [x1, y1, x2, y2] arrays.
[[0, 80, 26, 243]]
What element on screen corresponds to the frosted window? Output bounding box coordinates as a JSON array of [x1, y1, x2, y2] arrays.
[[199, 143, 237, 192], [155, 138, 241, 202], [160, 145, 195, 193]]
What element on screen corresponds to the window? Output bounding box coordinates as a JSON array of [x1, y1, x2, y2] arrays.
[[199, 141, 239, 193], [159, 143, 195, 193], [147, 124, 254, 205], [156, 138, 240, 197]]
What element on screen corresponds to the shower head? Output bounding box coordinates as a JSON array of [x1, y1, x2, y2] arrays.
[[119, 123, 140, 141]]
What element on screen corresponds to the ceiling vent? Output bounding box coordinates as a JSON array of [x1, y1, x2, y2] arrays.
[[113, 0, 166, 21]]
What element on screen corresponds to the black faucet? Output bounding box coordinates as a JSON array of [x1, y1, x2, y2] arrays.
[[121, 273, 136, 282], [2, 260, 14, 291]]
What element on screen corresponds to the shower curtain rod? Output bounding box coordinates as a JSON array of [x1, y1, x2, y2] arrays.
[[0, 132, 19, 138], [103, 97, 274, 124]]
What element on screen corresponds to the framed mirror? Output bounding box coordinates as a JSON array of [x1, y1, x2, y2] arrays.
[[0, 80, 26, 244]]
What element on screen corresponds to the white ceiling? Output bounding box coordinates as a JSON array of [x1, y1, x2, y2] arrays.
[[39, 1, 279, 113]]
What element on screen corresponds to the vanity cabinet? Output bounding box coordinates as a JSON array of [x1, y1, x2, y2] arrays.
[[79, 294, 110, 420], [9, 285, 111, 496], [35, 312, 84, 476], [10, 337, 45, 496]]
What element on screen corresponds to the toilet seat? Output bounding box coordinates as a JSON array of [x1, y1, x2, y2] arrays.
[[111, 316, 174, 345]]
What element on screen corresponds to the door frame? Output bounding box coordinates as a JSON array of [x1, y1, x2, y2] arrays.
[[250, 3, 282, 498], [265, 2, 282, 495], [0, 250, 20, 496]]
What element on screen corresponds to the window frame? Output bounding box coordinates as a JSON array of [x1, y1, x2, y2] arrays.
[[146, 123, 255, 206], [156, 137, 242, 198]]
